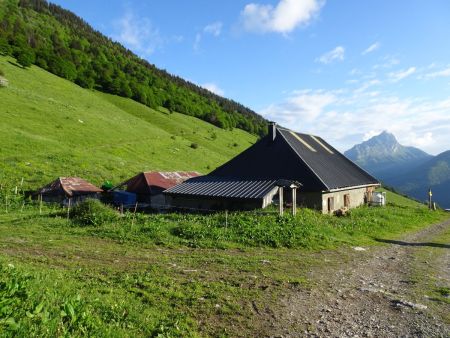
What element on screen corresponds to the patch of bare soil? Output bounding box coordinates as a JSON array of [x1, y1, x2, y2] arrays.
[[267, 220, 450, 337]]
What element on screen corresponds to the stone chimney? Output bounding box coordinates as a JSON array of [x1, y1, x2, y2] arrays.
[[268, 122, 277, 141]]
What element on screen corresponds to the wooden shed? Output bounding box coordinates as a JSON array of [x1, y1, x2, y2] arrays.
[[38, 177, 103, 205], [114, 171, 200, 208]]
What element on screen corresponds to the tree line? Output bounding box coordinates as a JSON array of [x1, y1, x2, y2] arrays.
[[0, 0, 267, 136]]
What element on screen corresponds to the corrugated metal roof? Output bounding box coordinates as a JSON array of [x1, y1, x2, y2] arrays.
[[165, 177, 278, 199], [39, 177, 102, 197]]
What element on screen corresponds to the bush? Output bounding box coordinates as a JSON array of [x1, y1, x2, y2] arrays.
[[71, 199, 118, 226], [190, 143, 199, 149]]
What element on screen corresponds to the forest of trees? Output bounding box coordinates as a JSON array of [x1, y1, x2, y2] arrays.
[[0, 0, 267, 136]]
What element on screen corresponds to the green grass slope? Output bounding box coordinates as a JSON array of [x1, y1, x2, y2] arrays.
[[0, 56, 257, 188]]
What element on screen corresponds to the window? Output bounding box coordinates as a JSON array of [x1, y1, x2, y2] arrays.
[[344, 194, 350, 208], [327, 197, 334, 212]]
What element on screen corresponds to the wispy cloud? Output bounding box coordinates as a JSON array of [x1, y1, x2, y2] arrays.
[[194, 21, 224, 51], [201, 83, 225, 96], [113, 11, 163, 56], [424, 66, 450, 79], [240, 0, 324, 34], [388, 67, 416, 82], [204, 21, 223, 37], [362, 42, 380, 55], [259, 88, 450, 154], [316, 46, 345, 64], [261, 90, 337, 123]]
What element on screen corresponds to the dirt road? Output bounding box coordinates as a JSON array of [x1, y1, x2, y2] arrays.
[[270, 220, 450, 337]]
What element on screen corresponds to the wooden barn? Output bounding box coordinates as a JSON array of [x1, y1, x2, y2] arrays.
[[114, 171, 200, 208], [164, 123, 380, 213], [38, 177, 103, 205]]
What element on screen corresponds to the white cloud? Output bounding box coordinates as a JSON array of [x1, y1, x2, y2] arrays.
[[261, 90, 337, 123], [424, 67, 450, 79], [193, 33, 202, 51], [388, 67, 416, 82], [372, 55, 400, 70], [316, 46, 345, 64], [204, 21, 223, 36], [201, 83, 225, 96], [194, 22, 223, 51], [362, 42, 380, 55], [240, 0, 324, 34], [258, 88, 450, 155], [113, 11, 163, 56], [354, 79, 381, 94]]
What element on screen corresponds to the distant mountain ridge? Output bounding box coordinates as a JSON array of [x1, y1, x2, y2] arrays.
[[345, 132, 450, 208], [344, 131, 432, 178]]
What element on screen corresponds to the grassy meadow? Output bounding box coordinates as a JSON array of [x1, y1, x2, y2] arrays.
[[0, 56, 256, 189], [0, 187, 448, 337]]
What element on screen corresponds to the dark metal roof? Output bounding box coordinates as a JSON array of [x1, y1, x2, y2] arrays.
[[39, 177, 102, 197], [277, 128, 379, 190], [208, 126, 379, 192], [164, 176, 278, 199]]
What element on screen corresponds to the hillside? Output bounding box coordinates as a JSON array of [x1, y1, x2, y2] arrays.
[[388, 151, 450, 208], [0, 56, 257, 188], [0, 0, 267, 135], [345, 131, 432, 179]]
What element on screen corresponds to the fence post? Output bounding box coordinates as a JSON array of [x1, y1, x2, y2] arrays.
[[278, 187, 284, 216], [131, 202, 138, 226], [39, 194, 43, 215], [225, 210, 228, 227], [67, 198, 72, 220]]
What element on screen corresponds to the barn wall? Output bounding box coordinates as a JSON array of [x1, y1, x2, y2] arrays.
[[166, 195, 263, 211], [296, 191, 323, 210], [321, 187, 374, 213], [150, 194, 166, 208]]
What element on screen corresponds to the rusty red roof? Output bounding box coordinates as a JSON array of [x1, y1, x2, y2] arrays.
[[39, 177, 103, 197], [143, 171, 201, 190], [119, 171, 200, 194]]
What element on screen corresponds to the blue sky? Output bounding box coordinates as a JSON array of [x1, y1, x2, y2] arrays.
[[51, 0, 450, 154]]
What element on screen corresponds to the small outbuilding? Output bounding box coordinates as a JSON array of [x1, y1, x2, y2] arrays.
[[114, 171, 200, 208], [165, 123, 380, 213], [38, 177, 103, 205]]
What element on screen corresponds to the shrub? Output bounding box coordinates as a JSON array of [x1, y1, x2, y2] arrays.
[[190, 143, 198, 149], [71, 199, 118, 226]]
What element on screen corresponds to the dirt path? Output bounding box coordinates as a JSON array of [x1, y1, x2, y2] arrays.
[[269, 220, 450, 337]]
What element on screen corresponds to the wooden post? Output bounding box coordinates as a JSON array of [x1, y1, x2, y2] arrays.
[[67, 198, 71, 220], [428, 188, 432, 210], [292, 187, 297, 216], [131, 202, 138, 226], [225, 210, 228, 227], [278, 187, 284, 216], [39, 194, 42, 215]]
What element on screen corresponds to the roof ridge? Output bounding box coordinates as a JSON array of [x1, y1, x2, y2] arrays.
[[276, 126, 320, 138], [278, 129, 330, 190]]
